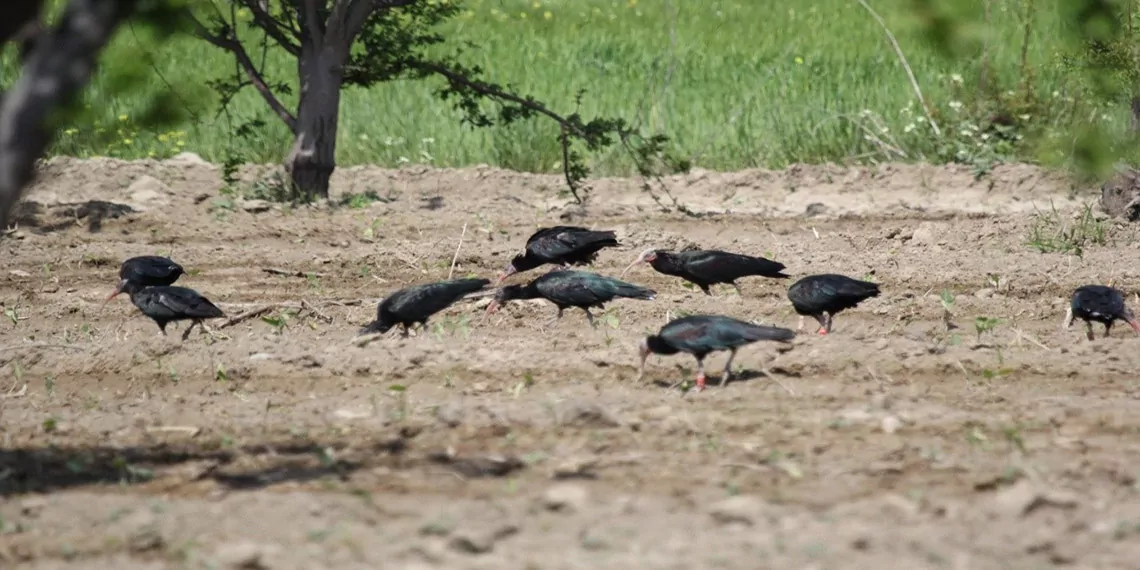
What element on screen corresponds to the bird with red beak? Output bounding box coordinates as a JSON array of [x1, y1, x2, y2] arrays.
[[495, 226, 619, 284]]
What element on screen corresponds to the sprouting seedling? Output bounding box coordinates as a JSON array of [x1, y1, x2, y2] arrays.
[[600, 311, 620, 330], [215, 363, 228, 382], [974, 316, 1000, 342], [986, 273, 1001, 289], [261, 313, 288, 334], [4, 307, 19, 326], [305, 273, 322, 291], [939, 290, 955, 311]]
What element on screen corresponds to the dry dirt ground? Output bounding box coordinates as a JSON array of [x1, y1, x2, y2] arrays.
[[3, 157, 1140, 569]]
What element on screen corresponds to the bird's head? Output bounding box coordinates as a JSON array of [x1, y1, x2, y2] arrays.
[[495, 257, 523, 284], [620, 248, 659, 278], [484, 285, 524, 317], [103, 279, 143, 306], [359, 319, 392, 335]]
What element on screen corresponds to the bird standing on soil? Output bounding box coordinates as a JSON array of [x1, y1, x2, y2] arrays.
[[1063, 284, 1140, 341], [496, 226, 619, 283], [486, 270, 656, 328], [786, 273, 881, 335], [121, 282, 226, 340], [361, 277, 491, 336], [104, 255, 184, 304], [636, 314, 795, 392], [620, 248, 789, 295]]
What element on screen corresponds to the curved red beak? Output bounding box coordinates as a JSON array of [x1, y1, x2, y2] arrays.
[[102, 279, 127, 306]]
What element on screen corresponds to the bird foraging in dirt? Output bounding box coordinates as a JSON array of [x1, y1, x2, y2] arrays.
[[122, 283, 226, 341], [361, 277, 491, 336], [1063, 284, 1140, 341], [786, 273, 880, 335], [636, 314, 795, 392], [104, 255, 184, 305], [620, 248, 789, 295], [496, 226, 619, 284], [485, 270, 655, 328]]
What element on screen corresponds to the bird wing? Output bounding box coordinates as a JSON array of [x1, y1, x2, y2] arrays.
[[679, 250, 783, 280], [390, 279, 489, 320], [155, 287, 224, 318], [528, 228, 616, 260]]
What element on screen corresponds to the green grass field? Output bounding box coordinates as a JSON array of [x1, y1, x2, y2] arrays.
[[9, 0, 1133, 175]]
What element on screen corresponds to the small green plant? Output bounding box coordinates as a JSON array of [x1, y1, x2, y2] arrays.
[[261, 313, 289, 334], [974, 316, 1001, 343], [339, 191, 385, 209], [43, 417, 58, 433], [1026, 202, 1107, 257], [45, 375, 55, 396], [215, 363, 228, 382], [4, 306, 19, 326]]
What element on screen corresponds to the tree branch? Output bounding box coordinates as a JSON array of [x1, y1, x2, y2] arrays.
[[340, 0, 421, 45], [414, 61, 588, 138], [190, 15, 298, 133], [237, 0, 301, 56], [299, 0, 325, 47], [0, 0, 134, 231]]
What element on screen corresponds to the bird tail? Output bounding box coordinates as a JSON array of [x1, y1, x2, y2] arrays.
[[749, 256, 790, 278], [841, 280, 881, 299], [612, 281, 657, 301], [452, 277, 493, 295], [581, 230, 620, 248], [744, 323, 796, 343]]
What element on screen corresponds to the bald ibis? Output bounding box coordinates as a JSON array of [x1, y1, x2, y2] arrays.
[[1063, 284, 1140, 340], [786, 274, 880, 335], [621, 248, 789, 295], [121, 283, 225, 340], [637, 314, 795, 392], [486, 270, 655, 327], [497, 226, 619, 283], [104, 255, 184, 304], [361, 278, 491, 336]]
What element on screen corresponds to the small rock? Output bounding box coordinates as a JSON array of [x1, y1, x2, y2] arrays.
[[975, 288, 995, 299], [215, 541, 275, 569], [551, 456, 599, 479], [541, 483, 590, 513], [559, 401, 624, 428], [435, 403, 464, 428], [127, 526, 166, 553], [910, 222, 937, 245], [448, 524, 518, 554], [640, 405, 673, 421], [126, 175, 170, 207], [167, 152, 209, 166], [880, 415, 902, 434], [708, 495, 767, 526], [19, 497, 47, 517], [249, 353, 277, 362], [240, 199, 272, 213], [992, 480, 1080, 518], [9, 269, 30, 278]]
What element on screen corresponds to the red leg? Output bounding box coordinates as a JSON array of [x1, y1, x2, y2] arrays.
[[695, 371, 707, 392]]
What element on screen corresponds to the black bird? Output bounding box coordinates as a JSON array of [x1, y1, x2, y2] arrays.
[[786, 274, 881, 335], [1063, 284, 1140, 341], [361, 277, 491, 336], [621, 248, 789, 295], [637, 314, 795, 392], [486, 270, 656, 327], [497, 226, 619, 283], [104, 255, 184, 304], [121, 283, 225, 340]]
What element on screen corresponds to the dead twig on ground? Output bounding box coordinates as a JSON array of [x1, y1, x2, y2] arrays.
[[761, 368, 796, 396], [263, 267, 324, 278], [0, 343, 88, 352], [145, 425, 201, 437], [1, 382, 28, 399], [218, 304, 279, 329], [448, 222, 468, 280], [350, 332, 384, 347], [301, 299, 333, 323]]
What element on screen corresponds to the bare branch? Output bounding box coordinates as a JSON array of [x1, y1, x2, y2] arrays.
[[190, 15, 298, 132], [414, 61, 588, 138], [340, 0, 420, 45], [237, 0, 301, 56], [0, 0, 134, 231]]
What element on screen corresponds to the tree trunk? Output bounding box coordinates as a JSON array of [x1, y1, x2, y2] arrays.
[[285, 43, 344, 201]]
